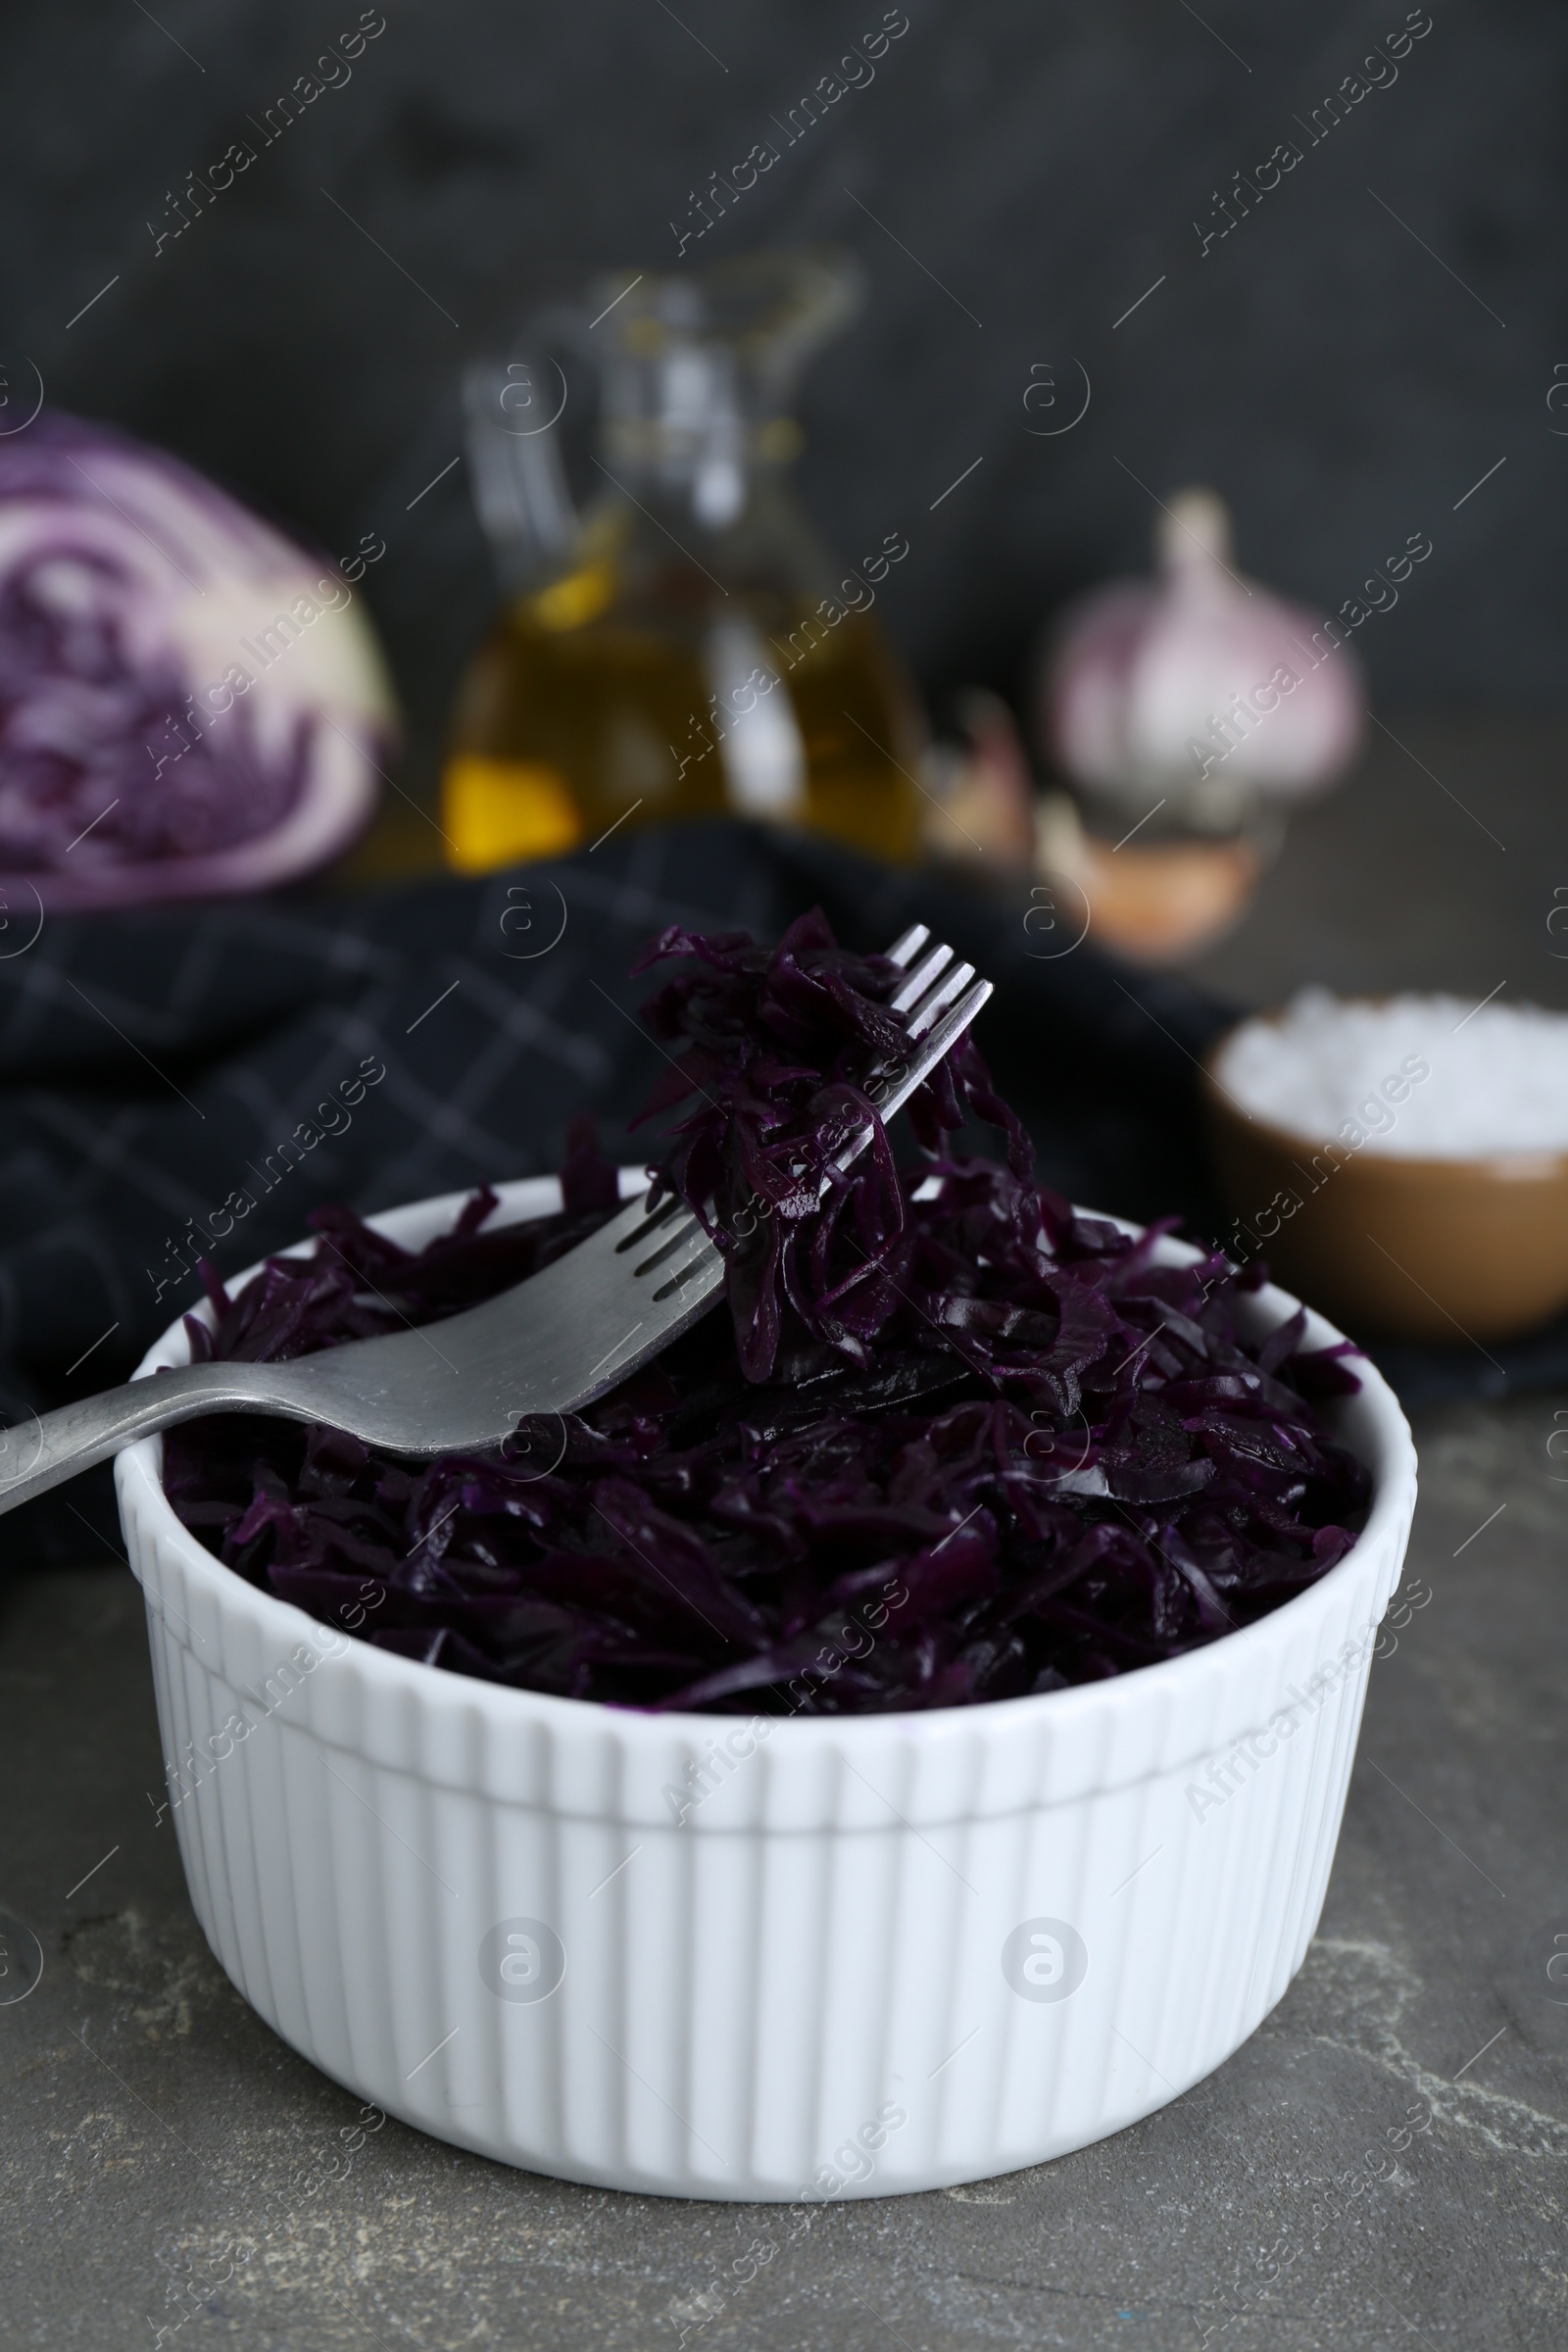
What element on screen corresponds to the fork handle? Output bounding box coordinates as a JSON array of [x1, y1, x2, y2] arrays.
[[0, 1362, 302, 1518]]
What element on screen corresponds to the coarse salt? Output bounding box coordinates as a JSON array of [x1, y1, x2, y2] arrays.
[[1214, 989, 1568, 1158]]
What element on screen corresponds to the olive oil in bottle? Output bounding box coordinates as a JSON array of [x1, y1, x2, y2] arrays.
[[443, 251, 922, 872]]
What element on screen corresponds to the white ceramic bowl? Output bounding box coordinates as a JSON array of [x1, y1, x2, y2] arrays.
[[116, 1176, 1416, 2202]]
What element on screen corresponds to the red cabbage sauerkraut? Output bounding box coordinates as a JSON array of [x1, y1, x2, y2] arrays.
[[165, 913, 1369, 1712]]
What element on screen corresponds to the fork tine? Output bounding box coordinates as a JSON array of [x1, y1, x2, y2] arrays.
[[612, 1196, 685, 1253], [900, 975, 992, 1084], [652, 1248, 718, 1301], [889, 941, 954, 1014], [632, 1215, 703, 1277], [884, 922, 930, 970], [906, 958, 976, 1040]]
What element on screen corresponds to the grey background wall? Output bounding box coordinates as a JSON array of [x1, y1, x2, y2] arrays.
[[3, 0, 1560, 792]]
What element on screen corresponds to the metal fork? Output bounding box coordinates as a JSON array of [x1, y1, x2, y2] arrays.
[[0, 926, 991, 1514]]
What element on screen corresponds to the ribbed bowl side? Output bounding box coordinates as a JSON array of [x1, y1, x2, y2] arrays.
[[128, 1473, 1407, 2198]]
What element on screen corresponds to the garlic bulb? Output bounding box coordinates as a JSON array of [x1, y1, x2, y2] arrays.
[[1041, 489, 1365, 823]]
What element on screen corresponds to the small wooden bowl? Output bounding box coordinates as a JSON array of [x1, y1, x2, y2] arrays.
[[1201, 1037, 1568, 1344]]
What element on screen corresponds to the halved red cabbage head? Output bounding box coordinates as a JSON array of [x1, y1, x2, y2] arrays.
[[0, 410, 393, 906], [165, 915, 1369, 1713]]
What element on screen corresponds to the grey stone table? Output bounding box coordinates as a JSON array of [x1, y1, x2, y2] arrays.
[[4, 724, 1567, 2350]]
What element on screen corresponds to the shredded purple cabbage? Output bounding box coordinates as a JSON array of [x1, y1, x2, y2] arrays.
[[165, 914, 1369, 1713]]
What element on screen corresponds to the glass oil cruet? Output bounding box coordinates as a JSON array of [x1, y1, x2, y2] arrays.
[[442, 249, 923, 873]]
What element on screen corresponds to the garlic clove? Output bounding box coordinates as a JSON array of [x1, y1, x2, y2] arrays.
[[918, 689, 1036, 868]]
